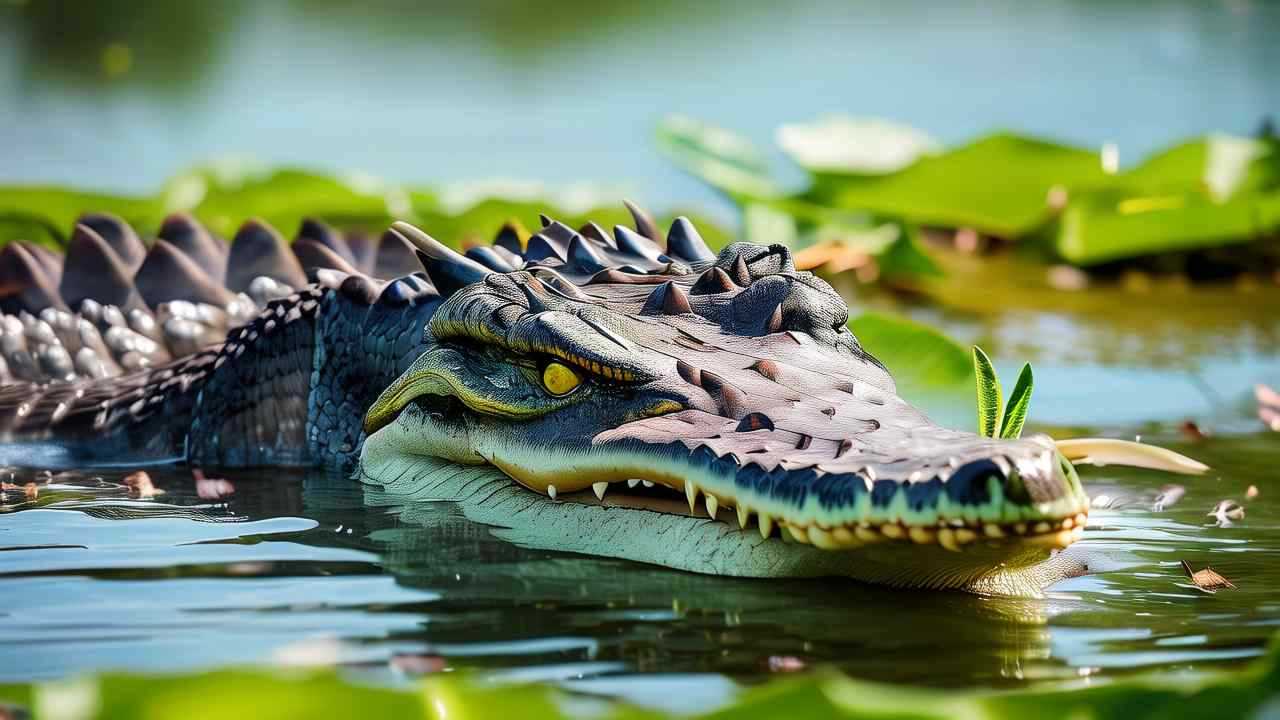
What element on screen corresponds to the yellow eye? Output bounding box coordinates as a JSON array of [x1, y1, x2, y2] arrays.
[[542, 361, 582, 396]]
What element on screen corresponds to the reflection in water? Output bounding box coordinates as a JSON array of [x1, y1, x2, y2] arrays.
[[1, 429, 1275, 700]]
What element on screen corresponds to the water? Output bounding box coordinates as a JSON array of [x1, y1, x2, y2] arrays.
[[1, 0, 1279, 709], [2, 1, 1278, 214], [0, 430, 1275, 704]]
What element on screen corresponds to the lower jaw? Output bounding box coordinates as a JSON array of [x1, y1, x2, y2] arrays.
[[360, 425, 1087, 597]]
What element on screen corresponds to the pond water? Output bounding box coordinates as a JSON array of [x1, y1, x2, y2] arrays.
[[0, 268, 1276, 712]]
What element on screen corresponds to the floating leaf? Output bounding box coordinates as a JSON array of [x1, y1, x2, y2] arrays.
[[1181, 560, 1236, 593], [998, 363, 1034, 439], [849, 313, 972, 416], [971, 346, 1003, 438], [776, 115, 940, 175], [656, 115, 780, 200], [808, 132, 1111, 238]]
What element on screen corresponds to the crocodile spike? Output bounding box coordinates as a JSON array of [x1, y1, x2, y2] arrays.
[[520, 282, 548, 313], [689, 266, 738, 296], [766, 304, 784, 333], [675, 358, 702, 386], [641, 281, 691, 316], [377, 273, 437, 307], [226, 219, 308, 293], [613, 225, 663, 261], [699, 370, 745, 418], [532, 269, 590, 300], [489, 245, 525, 270], [465, 245, 517, 273], [566, 235, 608, 273], [292, 238, 361, 276], [78, 212, 145, 270], [539, 213, 553, 228], [158, 213, 227, 282], [0, 242, 66, 313], [624, 199, 661, 241], [578, 221, 616, 249], [298, 217, 356, 267], [59, 224, 146, 313], [736, 412, 775, 432], [729, 255, 752, 286], [375, 228, 423, 279], [524, 233, 568, 263], [351, 233, 383, 274], [541, 220, 580, 247], [392, 221, 492, 296], [493, 221, 528, 255], [587, 268, 668, 285], [134, 240, 237, 309], [338, 274, 383, 305], [665, 217, 715, 263]]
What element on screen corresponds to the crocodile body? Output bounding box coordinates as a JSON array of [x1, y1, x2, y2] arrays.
[[0, 208, 1091, 595]]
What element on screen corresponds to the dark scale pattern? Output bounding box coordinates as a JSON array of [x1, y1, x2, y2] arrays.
[[186, 288, 323, 467], [308, 286, 438, 470]]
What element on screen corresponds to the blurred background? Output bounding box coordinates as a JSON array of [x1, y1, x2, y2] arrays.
[[2, 0, 1277, 214]]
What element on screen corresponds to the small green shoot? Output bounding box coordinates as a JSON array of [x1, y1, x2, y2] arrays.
[[972, 346, 1034, 439]]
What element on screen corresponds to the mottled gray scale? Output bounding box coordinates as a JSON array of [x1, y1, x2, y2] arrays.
[[226, 220, 308, 293], [0, 241, 66, 314], [292, 238, 361, 276], [158, 213, 228, 282], [135, 240, 236, 309], [78, 212, 145, 270], [59, 224, 147, 312]]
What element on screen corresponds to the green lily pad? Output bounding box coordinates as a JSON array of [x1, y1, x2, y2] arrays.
[[656, 115, 781, 200], [809, 132, 1111, 238], [850, 312, 973, 421]]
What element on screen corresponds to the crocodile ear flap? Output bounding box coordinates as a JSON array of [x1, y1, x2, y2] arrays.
[[391, 221, 491, 297]]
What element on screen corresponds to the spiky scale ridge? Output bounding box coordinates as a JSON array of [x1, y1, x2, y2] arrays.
[[226, 219, 308, 293], [159, 213, 228, 282], [79, 212, 145, 270], [60, 224, 146, 313], [665, 217, 715, 263]]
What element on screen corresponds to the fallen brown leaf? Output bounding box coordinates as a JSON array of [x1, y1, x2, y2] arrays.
[[123, 470, 164, 498], [1181, 560, 1236, 593]]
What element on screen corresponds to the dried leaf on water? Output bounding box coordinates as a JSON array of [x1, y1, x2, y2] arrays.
[[1208, 499, 1245, 527], [1181, 560, 1236, 593], [123, 470, 163, 498], [1152, 484, 1185, 512]]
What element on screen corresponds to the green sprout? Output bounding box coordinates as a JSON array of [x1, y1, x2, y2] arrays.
[[972, 346, 1034, 439]]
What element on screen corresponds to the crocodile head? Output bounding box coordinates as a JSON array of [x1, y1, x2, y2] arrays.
[[359, 215, 1090, 595]]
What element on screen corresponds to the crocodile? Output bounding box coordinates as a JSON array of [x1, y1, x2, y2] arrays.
[[0, 205, 1183, 596]]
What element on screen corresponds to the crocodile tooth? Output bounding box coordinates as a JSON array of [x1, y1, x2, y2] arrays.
[[786, 525, 810, 544], [983, 524, 1006, 538], [736, 503, 750, 529], [879, 524, 905, 540], [808, 526, 839, 549], [757, 513, 774, 539], [1033, 521, 1052, 534], [1014, 522, 1028, 535], [854, 526, 881, 542], [831, 527, 857, 547], [547, 484, 557, 500], [592, 482, 608, 500], [642, 480, 655, 488], [937, 527, 961, 552], [1075, 513, 1088, 527], [908, 526, 936, 545], [685, 481, 699, 514], [704, 494, 719, 518], [627, 478, 640, 488], [1061, 517, 1074, 529], [955, 528, 978, 544]]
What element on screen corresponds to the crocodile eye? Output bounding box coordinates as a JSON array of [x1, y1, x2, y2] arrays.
[[542, 361, 582, 397]]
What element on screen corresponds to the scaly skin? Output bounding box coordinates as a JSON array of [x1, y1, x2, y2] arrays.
[[0, 208, 1090, 595]]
